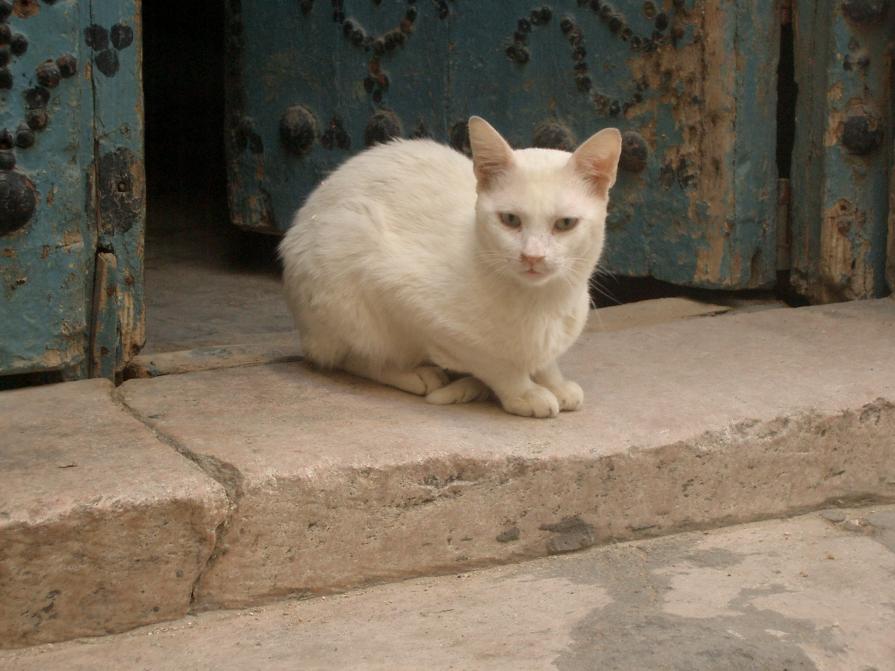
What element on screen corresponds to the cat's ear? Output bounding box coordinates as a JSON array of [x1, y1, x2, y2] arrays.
[[569, 128, 622, 199], [468, 116, 514, 189]]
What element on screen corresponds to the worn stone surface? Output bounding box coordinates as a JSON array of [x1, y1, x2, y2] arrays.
[[118, 299, 895, 610], [144, 196, 291, 354], [3, 507, 894, 670], [125, 333, 301, 379], [585, 297, 730, 332], [0, 380, 230, 649]]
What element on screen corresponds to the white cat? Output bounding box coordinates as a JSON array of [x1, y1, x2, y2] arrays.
[[279, 117, 621, 418]]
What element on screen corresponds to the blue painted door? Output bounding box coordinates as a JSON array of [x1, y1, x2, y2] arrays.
[[0, 0, 143, 379], [225, 0, 781, 290]]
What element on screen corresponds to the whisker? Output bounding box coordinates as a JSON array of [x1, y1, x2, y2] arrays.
[[588, 276, 621, 305]]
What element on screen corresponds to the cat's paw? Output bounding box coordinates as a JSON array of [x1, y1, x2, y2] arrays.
[[404, 365, 450, 395], [551, 379, 583, 412], [500, 386, 560, 419], [426, 376, 491, 405]]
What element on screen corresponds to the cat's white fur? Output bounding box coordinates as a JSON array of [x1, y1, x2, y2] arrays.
[[280, 117, 621, 418]]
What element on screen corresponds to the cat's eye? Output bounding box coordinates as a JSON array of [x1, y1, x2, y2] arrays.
[[554, 217, 579, 232], [499, 212, 522, 229]]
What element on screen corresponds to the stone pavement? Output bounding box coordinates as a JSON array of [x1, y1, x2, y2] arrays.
[[2, 506, 894, 670], [1, 297, 894, 650]]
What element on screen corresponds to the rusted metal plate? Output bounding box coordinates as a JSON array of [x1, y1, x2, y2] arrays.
[[0, 0, 144, 378], [225, 0, 780, 290], [790, 0, 893, 302]]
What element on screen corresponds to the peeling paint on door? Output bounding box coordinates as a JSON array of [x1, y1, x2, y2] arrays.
[[224, 0, 780, 290]]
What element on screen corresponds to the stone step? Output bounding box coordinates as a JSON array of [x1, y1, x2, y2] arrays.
[[2, 298, 893, 649], [0, 380, 230, 649], [117, 299, 895, 612], [3, 505, 894, 670]]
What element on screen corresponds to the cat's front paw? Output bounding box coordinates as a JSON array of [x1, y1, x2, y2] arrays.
[[551, 379, 583, 412], [408, 365, 450, 395], [426, 376, 491, 405], [500, 386, 560, 419]]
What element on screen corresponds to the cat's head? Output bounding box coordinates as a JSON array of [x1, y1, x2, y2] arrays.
[[468, 116, 621, 288]]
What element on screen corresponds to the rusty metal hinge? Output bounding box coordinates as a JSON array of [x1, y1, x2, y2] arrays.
[[776, 178, 792, 271], [780, 0, 792, 25]]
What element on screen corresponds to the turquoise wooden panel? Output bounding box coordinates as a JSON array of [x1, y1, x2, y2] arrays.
[[0, 0, 94, 375], [226, 0, 780, 290], [790, 0, 893, 302], [0, 0, 144, 379]]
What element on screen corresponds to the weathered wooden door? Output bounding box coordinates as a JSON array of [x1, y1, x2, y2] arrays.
[[790, 0, 893, 303], [0, 0, 143, 380], [225, 0, 781, 290]]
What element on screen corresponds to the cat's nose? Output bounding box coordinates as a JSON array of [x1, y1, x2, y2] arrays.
[[521, 253, 545, 266]]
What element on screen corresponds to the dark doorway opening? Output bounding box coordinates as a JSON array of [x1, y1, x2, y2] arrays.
[[143, 0, 228, 215], [775, 20, 797, 181], [141, 1, 289, 355], [772, 14, 808, 306]]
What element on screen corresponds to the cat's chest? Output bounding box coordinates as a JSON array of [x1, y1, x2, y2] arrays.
[[436, 289, 588, 369], [513, 305, 585, 360]]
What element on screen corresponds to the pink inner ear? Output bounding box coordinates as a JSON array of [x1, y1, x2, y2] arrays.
[[569, 129, 621, 198], [474, 156, 510, 188], [576, 157, 613, 197], [468, 118, 515, 190]]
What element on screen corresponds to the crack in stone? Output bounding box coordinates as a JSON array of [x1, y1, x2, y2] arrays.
[[110, 388, 244, 607]]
